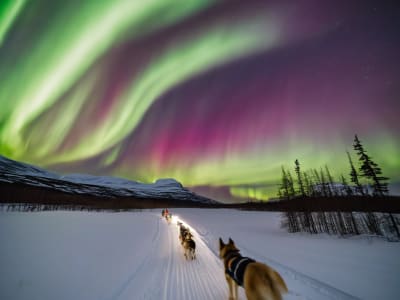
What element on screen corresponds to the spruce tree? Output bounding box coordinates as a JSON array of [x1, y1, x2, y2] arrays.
[[353, 135, 389, 196], [294, 159, 306, 196], [347, 151, 365, 195], [287, 170, 296, 197]]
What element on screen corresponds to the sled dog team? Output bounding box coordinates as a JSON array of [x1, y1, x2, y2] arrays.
[[177, 221, 196, 260], [163, 210, 288, 299]]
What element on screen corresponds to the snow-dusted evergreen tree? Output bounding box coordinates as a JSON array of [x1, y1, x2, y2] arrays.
[[347, 151, 365, 195], [294, 159, 306, 196], [353, 135, 389, 196]]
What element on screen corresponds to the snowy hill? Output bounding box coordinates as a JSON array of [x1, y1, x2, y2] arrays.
[[0, 155, 214, 204]]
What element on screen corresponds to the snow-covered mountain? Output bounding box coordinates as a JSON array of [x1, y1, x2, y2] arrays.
[[0, 155, 215, 204]]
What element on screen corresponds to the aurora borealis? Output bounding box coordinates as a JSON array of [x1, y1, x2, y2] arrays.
[[1, 0, 399, 202]]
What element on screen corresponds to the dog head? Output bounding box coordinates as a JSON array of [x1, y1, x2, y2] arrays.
[[219, 237, 239, 259]]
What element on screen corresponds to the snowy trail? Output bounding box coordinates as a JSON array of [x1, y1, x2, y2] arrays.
[[111, 213, 357, 300], [160, 216, 229, 300], [117, 214, 236, 300]]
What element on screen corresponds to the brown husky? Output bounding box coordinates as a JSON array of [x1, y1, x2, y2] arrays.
[[183, 232, 196, 260], [219, 238, 287, 300]]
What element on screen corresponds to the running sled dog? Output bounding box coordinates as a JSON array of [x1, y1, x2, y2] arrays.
[[178, 222, 196, 260], [182, 233, 196, 260], [219, 238, 287, 300]]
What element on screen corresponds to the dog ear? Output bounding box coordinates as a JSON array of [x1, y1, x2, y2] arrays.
[[228, 237, 234, 245], [219, 238, 225, 249]]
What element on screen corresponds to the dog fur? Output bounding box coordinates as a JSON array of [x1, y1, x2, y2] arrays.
[[219, 238, 287, 300], [178, 223, 196, 260], [182, 236, 196, 260], [179, 224, 189, 244]]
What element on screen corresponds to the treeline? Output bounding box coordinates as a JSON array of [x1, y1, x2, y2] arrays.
[[281, 211, 400, 241], [278, 135, 389, 199], [278, 135, 399, 240]]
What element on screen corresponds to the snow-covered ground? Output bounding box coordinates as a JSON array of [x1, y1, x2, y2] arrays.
[[0, 209, 399, 300]]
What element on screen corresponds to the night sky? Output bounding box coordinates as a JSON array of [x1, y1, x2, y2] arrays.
[[1, 0, 399, 202]]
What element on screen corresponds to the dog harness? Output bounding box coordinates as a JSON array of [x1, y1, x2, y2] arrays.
[[225, 256, 255, 286]]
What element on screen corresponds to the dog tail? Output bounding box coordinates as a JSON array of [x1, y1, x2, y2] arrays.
[[267, 268, 288, 298]]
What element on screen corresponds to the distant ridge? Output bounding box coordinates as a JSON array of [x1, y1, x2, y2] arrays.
[[0, 155, 216, 205]]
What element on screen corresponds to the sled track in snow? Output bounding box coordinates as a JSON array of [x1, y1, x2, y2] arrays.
[[109, 213, 360, 300], [108, 214, 232, 300], [161, 217, 229, 300]]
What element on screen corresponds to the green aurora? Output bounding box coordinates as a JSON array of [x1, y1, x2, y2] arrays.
[[0, 0, 399, 202]]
